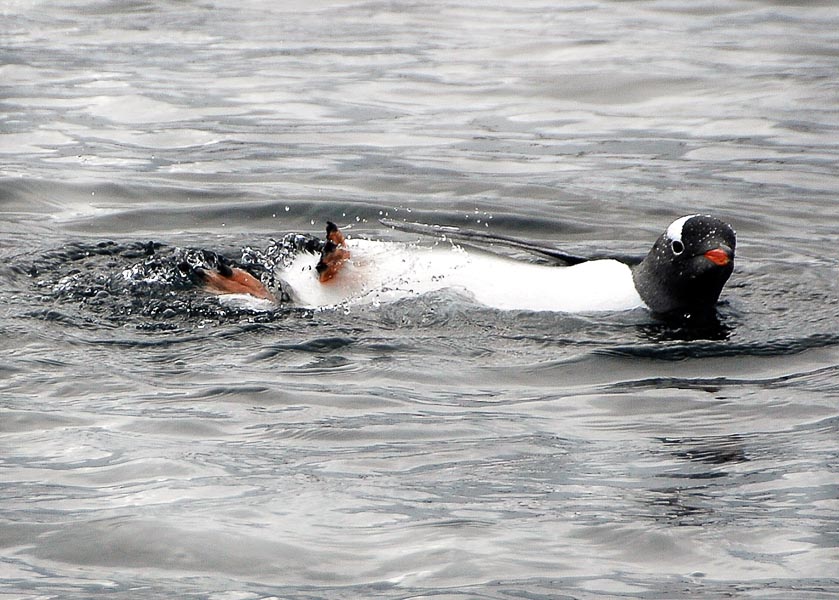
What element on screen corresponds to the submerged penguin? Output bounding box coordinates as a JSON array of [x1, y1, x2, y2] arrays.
[[179, 214, 735, 317]]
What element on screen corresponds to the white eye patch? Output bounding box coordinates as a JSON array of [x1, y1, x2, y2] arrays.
[[666, 214, 699, 244]]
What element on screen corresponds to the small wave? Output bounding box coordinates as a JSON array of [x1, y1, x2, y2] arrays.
[[10, 240, 292, 328], [253, 336, 357, 360], [601, 332, 839, 361]]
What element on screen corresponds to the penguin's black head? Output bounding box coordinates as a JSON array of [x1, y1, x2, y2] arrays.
[[632, 215, 736, 316]]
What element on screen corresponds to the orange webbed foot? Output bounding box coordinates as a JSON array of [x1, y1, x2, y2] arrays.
[[316, 221, 350, 283], [199, 261, 275, 301]]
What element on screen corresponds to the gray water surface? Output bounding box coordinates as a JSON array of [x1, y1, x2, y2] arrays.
[[2, 1, 839, 598]]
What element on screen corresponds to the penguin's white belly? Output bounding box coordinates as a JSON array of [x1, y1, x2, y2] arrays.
[[278, 239, 645, 313]]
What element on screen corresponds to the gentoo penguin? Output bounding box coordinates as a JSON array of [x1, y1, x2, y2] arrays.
[[630, 214, 735, 315], [189, 214, 735, 316]]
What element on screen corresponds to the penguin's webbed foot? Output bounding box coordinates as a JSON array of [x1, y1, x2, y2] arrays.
[[180, 250, 275, 301], [315, 221, 350, 283]]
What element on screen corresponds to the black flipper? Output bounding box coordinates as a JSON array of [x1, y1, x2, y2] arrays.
[[380, 218, 597, 266]]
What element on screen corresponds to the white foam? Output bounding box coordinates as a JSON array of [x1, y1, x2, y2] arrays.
[[217, 294, 276, 312]]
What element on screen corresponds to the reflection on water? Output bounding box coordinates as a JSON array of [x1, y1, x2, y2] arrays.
[[664, 435, 750, 467], [2, 0, 839, 598], [637, 310, 735, 344]]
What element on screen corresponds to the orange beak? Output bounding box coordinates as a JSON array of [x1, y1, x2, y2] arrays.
[[704, 248, 732, 267]]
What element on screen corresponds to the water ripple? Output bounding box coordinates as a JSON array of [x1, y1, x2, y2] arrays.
[[2, 0, 839, 597]]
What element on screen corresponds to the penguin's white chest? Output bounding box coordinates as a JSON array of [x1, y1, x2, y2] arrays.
[[278, 239, 645, 313], [456, 254, 645, 312]]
